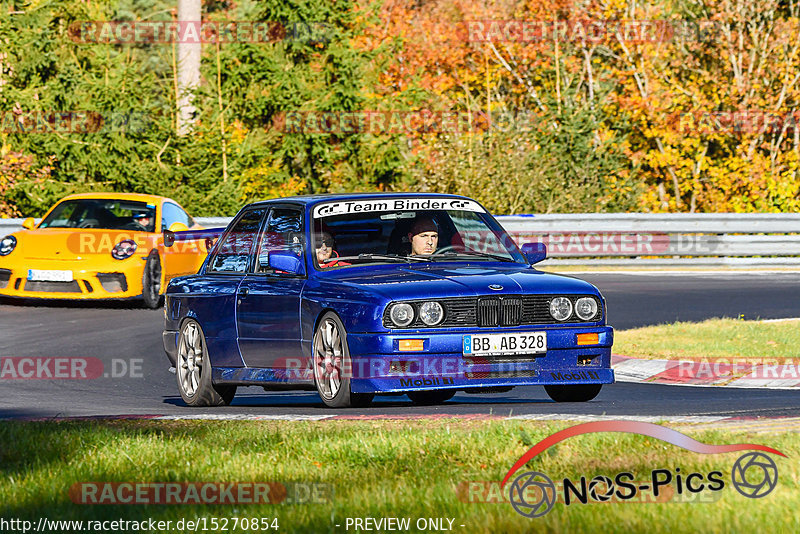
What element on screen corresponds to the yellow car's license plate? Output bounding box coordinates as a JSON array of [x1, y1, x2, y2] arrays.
[[27, 269, 73, 282]]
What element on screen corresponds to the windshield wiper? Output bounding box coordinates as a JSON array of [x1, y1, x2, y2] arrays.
[[331, 254, 428, 264], [428, 251, 515, 262]]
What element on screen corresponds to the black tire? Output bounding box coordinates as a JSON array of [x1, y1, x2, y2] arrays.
[[176, 319, 236, 406], [407, 390, 456, 405], [141, 250, 163, 309], [312, 312, 374, 408], [544, 384, 602, 402]]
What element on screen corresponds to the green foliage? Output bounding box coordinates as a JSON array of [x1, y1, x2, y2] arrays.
[[404, 94, 640, 214]]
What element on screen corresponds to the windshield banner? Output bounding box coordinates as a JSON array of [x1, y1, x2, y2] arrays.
[[313, 198, 485, 218]]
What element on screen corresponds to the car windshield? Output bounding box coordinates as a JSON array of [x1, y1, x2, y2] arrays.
[[311, 198, 526, 269], [39, 199, 157, 232]]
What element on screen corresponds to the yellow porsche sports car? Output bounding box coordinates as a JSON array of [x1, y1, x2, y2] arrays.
[[0, 193, 208, 308]]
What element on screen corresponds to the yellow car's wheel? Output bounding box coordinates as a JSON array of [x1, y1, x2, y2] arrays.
[[141, 251, 162, 309]]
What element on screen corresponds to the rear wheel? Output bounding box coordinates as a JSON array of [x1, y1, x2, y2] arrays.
[[312, 312, 374, 408], [544, 384, 602, 402], [141, 250, 162, 309], [407, 390, 456, 405], [176, 319, 236, 406]]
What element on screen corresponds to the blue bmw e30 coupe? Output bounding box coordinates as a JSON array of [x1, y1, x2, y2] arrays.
[[162, 193, 614, 408]]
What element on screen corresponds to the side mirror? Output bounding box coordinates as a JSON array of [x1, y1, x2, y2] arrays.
[[521, 242, 547, 265], [22, 217, 35, 230], [163, 230, 175, 248], [267, 250, 305, 275], [168, 222, 189, 233]]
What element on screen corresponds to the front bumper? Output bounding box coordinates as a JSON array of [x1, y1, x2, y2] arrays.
[[0, 256, 147, 300], [345, 325, 614, 394]]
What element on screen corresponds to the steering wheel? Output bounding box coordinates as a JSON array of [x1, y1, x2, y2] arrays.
[[122, 221, 148, 231], [78, 219, 100, 228], [430, 245, 463, 256]]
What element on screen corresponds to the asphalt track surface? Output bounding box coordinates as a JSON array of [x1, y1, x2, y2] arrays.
[[1, 272, 799, 419]]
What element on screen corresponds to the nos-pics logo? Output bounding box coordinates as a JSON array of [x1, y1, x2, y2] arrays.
[[502, 421, 785, 518]]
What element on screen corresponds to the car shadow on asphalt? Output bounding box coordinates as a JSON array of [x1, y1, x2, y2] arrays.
[[0, 296, 152, 310], [161, 393, 550, 409]]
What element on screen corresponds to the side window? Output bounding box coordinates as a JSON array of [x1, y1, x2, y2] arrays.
[[209, 208, 267, 273], [255, 208, 303, 274], [161, 202, 193, 230]]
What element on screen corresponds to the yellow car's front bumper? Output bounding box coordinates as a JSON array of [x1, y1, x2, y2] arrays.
[[0, 255, 150, 301]]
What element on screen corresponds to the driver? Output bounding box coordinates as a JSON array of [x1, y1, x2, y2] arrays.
[[407, 217, 439, 255], [133, 213, 153, 230]]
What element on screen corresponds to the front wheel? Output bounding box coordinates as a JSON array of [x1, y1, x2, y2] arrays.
[[176, 319, 236, 406], [312, 312, 374, 408], [141, 251, 163, 309], [544, 384, 602, 402], [407, 390, 456, 405]]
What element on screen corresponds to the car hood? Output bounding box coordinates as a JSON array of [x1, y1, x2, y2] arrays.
[[5, 228, 157, 261], [325, 263, 601, 300]]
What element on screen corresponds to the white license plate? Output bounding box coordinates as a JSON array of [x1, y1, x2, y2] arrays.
[[27, 269, 73, 282], [463, 332, 546, 356]]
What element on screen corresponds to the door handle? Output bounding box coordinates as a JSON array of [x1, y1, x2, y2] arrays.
[[240, 287, 249, 297]]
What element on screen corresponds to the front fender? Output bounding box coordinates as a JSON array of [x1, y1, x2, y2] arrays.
[[301, 279, 388, 341]]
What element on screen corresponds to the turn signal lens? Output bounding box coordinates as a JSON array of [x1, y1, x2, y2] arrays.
[[398, 339, 424, 351], [577, 333, 599, 346]]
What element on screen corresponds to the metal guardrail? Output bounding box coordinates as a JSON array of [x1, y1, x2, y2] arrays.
[[3, 214, 800, 267], [500, 214, 800, 266]]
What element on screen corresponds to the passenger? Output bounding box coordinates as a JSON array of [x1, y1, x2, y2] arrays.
[[316, 232, 349, 268], [407, 217, 439, 255]]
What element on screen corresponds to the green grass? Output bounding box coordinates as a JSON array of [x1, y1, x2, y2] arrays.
[[614, 318, 800, 361], [1, 420, 798, 533]]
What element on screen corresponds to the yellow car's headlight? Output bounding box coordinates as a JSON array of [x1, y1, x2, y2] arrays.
[[0, 235, 16, 256]]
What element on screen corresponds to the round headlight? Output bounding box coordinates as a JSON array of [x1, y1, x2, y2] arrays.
[[549, 297, 573, 321], [389, 303, 415, 327], [0, 235, 16, 256], [111, 239, 137, 260], [575, 297, 599, 320], [419, 301, 444, 326]]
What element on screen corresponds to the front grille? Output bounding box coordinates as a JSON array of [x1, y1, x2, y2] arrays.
[[464, 354, 541, 365], [476, 297, 523, 326], [477, 298, 499, 326], [24, 280, 82, 293], [0, 269, 11, 289], [383, 295, 601, 328], [467, 369, 537, 379]]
